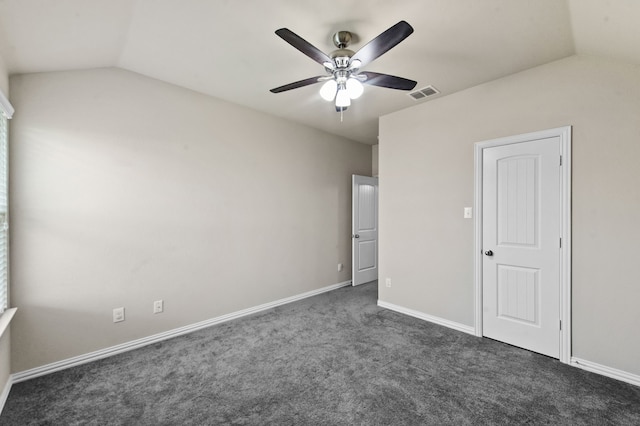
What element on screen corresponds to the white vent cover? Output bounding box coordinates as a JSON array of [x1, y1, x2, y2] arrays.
[[408, 85, 440, 101]]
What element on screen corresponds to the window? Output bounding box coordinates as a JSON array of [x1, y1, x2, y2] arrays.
[[0, 90, 12, 315], [0, 111, 7, 313]]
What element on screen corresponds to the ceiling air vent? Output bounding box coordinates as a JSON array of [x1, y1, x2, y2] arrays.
[[408, 85, 440, 101]]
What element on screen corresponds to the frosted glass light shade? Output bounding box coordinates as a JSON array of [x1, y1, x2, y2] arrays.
[[319, 80, 337, 101], [346, 78, 363, 99], [335, 88, 351, 107]]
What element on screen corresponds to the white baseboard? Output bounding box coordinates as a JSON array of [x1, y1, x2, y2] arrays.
[[11, 280, 352, 385], [377, 300, 476, 335], [571, 357, 640, 387]]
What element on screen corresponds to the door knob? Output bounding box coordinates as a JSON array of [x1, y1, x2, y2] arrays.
[[484, 250, 493, 256], [353, 234, 360, 239]]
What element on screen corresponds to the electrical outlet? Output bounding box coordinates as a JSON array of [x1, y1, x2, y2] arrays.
[[153, 300, 164, 314], [385, 278, 392, 288], [338, 263, 343, 272], [113, 307, 125, 323]]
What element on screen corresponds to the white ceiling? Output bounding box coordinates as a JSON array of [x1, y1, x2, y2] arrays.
[[0, 0, 639, 144]]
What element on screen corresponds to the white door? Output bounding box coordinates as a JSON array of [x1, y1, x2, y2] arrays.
[[482, 137, 561, 358], [352, 175, 378, 286]]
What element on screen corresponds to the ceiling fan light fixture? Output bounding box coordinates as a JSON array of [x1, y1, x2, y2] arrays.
[[319, 79, 338, 101], [335, 87, 351, 108], [346, 77, 364, 99]]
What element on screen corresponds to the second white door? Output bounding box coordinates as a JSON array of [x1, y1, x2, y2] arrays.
[[352, 175, 378, 286]]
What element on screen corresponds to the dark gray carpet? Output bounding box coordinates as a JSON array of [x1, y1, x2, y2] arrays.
[[2, 282, 639, 425]]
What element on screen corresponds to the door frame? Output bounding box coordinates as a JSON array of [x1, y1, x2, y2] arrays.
[[473, 126, 572, 363]]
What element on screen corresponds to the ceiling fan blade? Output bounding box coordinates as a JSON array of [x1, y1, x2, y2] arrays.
[[270, 76, 326, 93], [275, 28, 332, 65], [360, 72, 417, 91], [351, 21, 414, 67]]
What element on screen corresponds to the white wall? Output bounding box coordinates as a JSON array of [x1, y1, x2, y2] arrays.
[[0, 329, 9, 399], [9, 68, 371, 372], [379, 55, 640, 376]]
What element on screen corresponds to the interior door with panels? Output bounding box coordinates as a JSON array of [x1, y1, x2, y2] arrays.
[[482, 137, 561, 358], [352, 175, 378, 286]]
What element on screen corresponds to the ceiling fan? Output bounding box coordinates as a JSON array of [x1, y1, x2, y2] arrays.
[[270, 21, 417, 113]]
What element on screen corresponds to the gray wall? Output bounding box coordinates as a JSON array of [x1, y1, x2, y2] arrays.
[[372, 145, 379, 177], [379, 55, 640, 376], [0, 54, 7, 94], [9, 68, 371, 372]]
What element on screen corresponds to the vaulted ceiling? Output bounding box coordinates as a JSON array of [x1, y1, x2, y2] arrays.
[[0, 0, 638, 144]]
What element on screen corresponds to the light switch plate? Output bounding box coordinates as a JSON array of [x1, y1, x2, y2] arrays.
[[113, 307, 125, 323]]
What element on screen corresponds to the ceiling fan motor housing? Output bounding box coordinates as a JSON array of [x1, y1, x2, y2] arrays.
[[330, 49, 355, 68]]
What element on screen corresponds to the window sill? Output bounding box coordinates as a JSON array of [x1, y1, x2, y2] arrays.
[[0, 308, 16, 339]]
